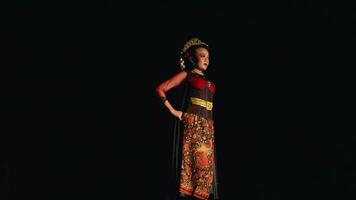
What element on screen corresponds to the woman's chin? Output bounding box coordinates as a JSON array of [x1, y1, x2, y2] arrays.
[[199, 66, 208, 71]]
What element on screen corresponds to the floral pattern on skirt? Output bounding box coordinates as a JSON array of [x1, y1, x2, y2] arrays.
[[179, 112, 215, 200]]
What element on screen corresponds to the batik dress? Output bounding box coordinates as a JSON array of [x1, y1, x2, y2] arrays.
[[178, 70, 218, 200]]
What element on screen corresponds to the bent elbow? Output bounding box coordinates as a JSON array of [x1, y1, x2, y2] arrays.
[[155, 85, 163, 97]]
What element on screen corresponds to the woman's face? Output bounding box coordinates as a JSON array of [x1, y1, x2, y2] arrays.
[[193, 47, 209, 71]]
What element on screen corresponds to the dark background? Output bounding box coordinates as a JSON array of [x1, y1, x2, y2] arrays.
[[1, 0, 355, 199]]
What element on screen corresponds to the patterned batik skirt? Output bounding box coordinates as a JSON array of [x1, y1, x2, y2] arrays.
[[179, 112, 216, 200]]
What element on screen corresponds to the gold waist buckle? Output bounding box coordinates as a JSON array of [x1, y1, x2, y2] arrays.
[[190, 97, 213, 111]]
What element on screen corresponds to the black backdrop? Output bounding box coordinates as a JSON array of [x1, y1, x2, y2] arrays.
[[2, 0, 355, 200]]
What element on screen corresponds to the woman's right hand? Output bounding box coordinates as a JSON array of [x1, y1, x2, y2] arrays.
[[170, 109, 183, 121]]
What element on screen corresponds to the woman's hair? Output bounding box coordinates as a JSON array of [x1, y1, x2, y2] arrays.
[[179, 38, 210, 71]]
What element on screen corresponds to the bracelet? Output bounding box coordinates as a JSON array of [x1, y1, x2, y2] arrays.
[[160, 96, 167, 103]]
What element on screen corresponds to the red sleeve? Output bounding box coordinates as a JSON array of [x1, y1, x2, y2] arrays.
[[155, 71, 188, 98]]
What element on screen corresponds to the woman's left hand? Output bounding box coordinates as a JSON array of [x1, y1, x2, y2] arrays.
[[170, 109, 183, 120]]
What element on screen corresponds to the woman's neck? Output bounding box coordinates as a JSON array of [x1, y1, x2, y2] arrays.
[[192, 68, 204, 76]]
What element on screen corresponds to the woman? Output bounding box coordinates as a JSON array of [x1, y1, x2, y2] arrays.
[[155, 38, 219, 200]]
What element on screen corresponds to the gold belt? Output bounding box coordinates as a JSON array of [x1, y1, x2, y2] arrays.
[[190, 97, 213, 111]]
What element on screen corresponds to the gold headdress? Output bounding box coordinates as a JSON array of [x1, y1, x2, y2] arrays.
[[179, 38, 209, 70], [181, 38, 208, 54]]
